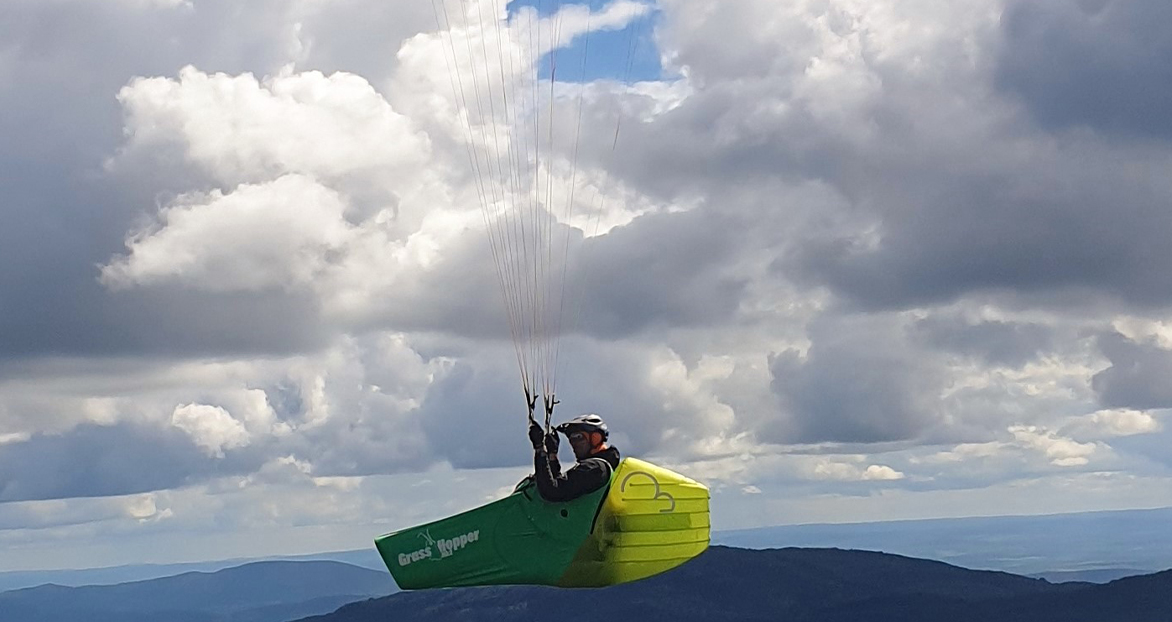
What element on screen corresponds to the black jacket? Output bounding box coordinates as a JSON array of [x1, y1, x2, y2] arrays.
[[534, 446, 621, 502]]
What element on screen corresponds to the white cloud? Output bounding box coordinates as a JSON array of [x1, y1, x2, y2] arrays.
[[101, 175, 355, 292], [246, 455, 314, 486], [1090, 408, 1161, 435], [312, 475, 362, 491], [232, 389, 289, 436], [1009, 425, 1097, 467], [0, 432, 31, 445], [862, 464, 905, 480], [124, 493, 173, 522], [171, 404, 251, 458], [114, 66, 429, 189], [922, 425, 1101, 469], [917, 441, 1005, 464], [1066, 408, 1162, 439], [0, 494, 176, 533], [812, 460, 859, 481], [646, 349, 738, 454], [810, 458, 904, 482]]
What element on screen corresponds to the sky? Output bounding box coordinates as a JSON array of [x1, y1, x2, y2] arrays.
[[2, 0, 1172, 573]]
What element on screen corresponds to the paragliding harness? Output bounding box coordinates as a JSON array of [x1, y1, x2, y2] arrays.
[[375, 453, 708, 589], [373, 367, 706, 591]]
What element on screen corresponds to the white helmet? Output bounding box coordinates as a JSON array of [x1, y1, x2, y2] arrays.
[[556, 413, 609, 441]]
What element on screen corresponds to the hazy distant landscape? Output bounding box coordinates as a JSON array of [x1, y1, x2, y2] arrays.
[[4, 506, 1171, 622], [0, 561, 396, 622], [305, 547, 1172, 622], [0, 549, 387, 593], [6, 505, 1168, 593], [713, 506, 1172, 580], [6, 547, 1171, 622]]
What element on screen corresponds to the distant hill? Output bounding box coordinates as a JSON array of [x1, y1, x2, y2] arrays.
[[1029, 568, 1149, 583], [298, 546, 1172, 622], [714, 506, 1172, 578], [0, 547, 385, 592], [0, 560, 396, 622]]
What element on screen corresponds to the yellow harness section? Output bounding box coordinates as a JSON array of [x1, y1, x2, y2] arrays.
[[559, 457, 711, 587], [375, 456, 709, 590]]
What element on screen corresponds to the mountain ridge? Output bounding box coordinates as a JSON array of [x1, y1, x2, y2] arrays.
[[713, 505, 1172, 577], [297, 546, 1172, 622], [0, 559, 396, 622]]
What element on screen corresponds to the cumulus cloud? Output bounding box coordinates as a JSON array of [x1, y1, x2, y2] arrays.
[[624, 0, 1172, 315], [246, 455, 315, 486], [1008, 425, 1097, 467], [912, 315, 1055, 368], [917, 422, 1105, 473], [577, 206, 749, 336], [920, 441, 1006, 464], [1092, 331, 1172, 410], [171, 404, 251, 458], [0, 432, 30, 445], [1064, 408, 1162, 439], [124, 493, 173, 522], [768, 314, 946, 444], [114, 66, 429, 190], [102, 175, 356, 292], [861, 464, 905, 480], [0, 423, 219, 503], [811, 459, 905, 482], [0, 493, 176, 532]]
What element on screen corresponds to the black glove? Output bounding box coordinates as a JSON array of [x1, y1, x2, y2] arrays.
[[544, 432, 560, 455], [528, 421, 545, 451]]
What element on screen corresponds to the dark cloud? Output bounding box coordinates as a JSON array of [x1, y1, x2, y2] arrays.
[[766, 317, 944, 444], [783, 139, 1172, 310], [1, 284, 332, 360], [416, 356, 533, 470], [1092, 331, 1172, 409], [997, 0, 1172, 139], [912, 316, 1055, 367], [297, 389, 437, 479], [547, 337, 724, 456], [577, 206, 749, 336], [570, 0, 1172, 316], [384, 201, 750, 343], [575, 82, 847, 203], [414, 335, 726, 469], [0, 382, 435, 501], [0, 422, 251, 502]]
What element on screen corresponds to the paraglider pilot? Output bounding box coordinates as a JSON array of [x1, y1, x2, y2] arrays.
[[529, 414, 621, 502]]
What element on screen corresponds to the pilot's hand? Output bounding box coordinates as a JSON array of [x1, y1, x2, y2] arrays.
[[528, 421, 545, 450]]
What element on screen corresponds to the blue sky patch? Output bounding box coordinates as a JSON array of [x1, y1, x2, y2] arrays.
[[507, 0, 663, 83]]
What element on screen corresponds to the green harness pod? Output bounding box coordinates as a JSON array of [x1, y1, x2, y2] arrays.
[[375, 457, 710, 589]]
